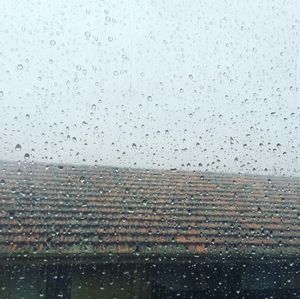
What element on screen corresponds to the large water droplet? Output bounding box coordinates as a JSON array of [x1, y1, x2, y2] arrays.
[[15, 144, 21, 151]]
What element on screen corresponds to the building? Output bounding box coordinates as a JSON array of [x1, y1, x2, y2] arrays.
[[0, 161, 299, 298]]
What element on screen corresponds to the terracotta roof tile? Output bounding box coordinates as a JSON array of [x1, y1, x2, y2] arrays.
[[0, 161, 299, 257]]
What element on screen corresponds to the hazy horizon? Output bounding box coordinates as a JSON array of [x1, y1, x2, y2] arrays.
[[0, 0, 299, 176]]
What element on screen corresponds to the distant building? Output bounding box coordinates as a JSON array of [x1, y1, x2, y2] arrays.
[[0, 161, 299, 298]]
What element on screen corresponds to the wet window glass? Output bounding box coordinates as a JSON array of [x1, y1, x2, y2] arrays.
[[0, 1, 299, 298]]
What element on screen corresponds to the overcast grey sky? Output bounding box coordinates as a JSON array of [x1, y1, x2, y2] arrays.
[[0, 0, 299, 176]]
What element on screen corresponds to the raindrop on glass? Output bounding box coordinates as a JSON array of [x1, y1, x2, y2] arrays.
[[15, 144, 21, 151]]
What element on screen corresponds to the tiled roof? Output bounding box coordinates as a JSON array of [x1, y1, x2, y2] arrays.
[[0, 161, 299, 258]]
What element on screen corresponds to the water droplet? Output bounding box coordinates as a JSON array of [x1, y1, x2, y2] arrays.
[[85, 31, 91, 38], [0, 179, 5, 185], [91, 104, 96, 110], [113, 70, 119, 76], [76, 65, 82, 71], [15, 144, 21, 151], [24, 153, 30, 160], [17, 64, 23, 70], [72, 137, 77, 143], [132, 143, 137, 149], [147, 96, 152, 102], [26, 114, 30, 119], [108, 36, 113, 42], [49, 40, 56, 46], [189, 74, 193, 79]]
